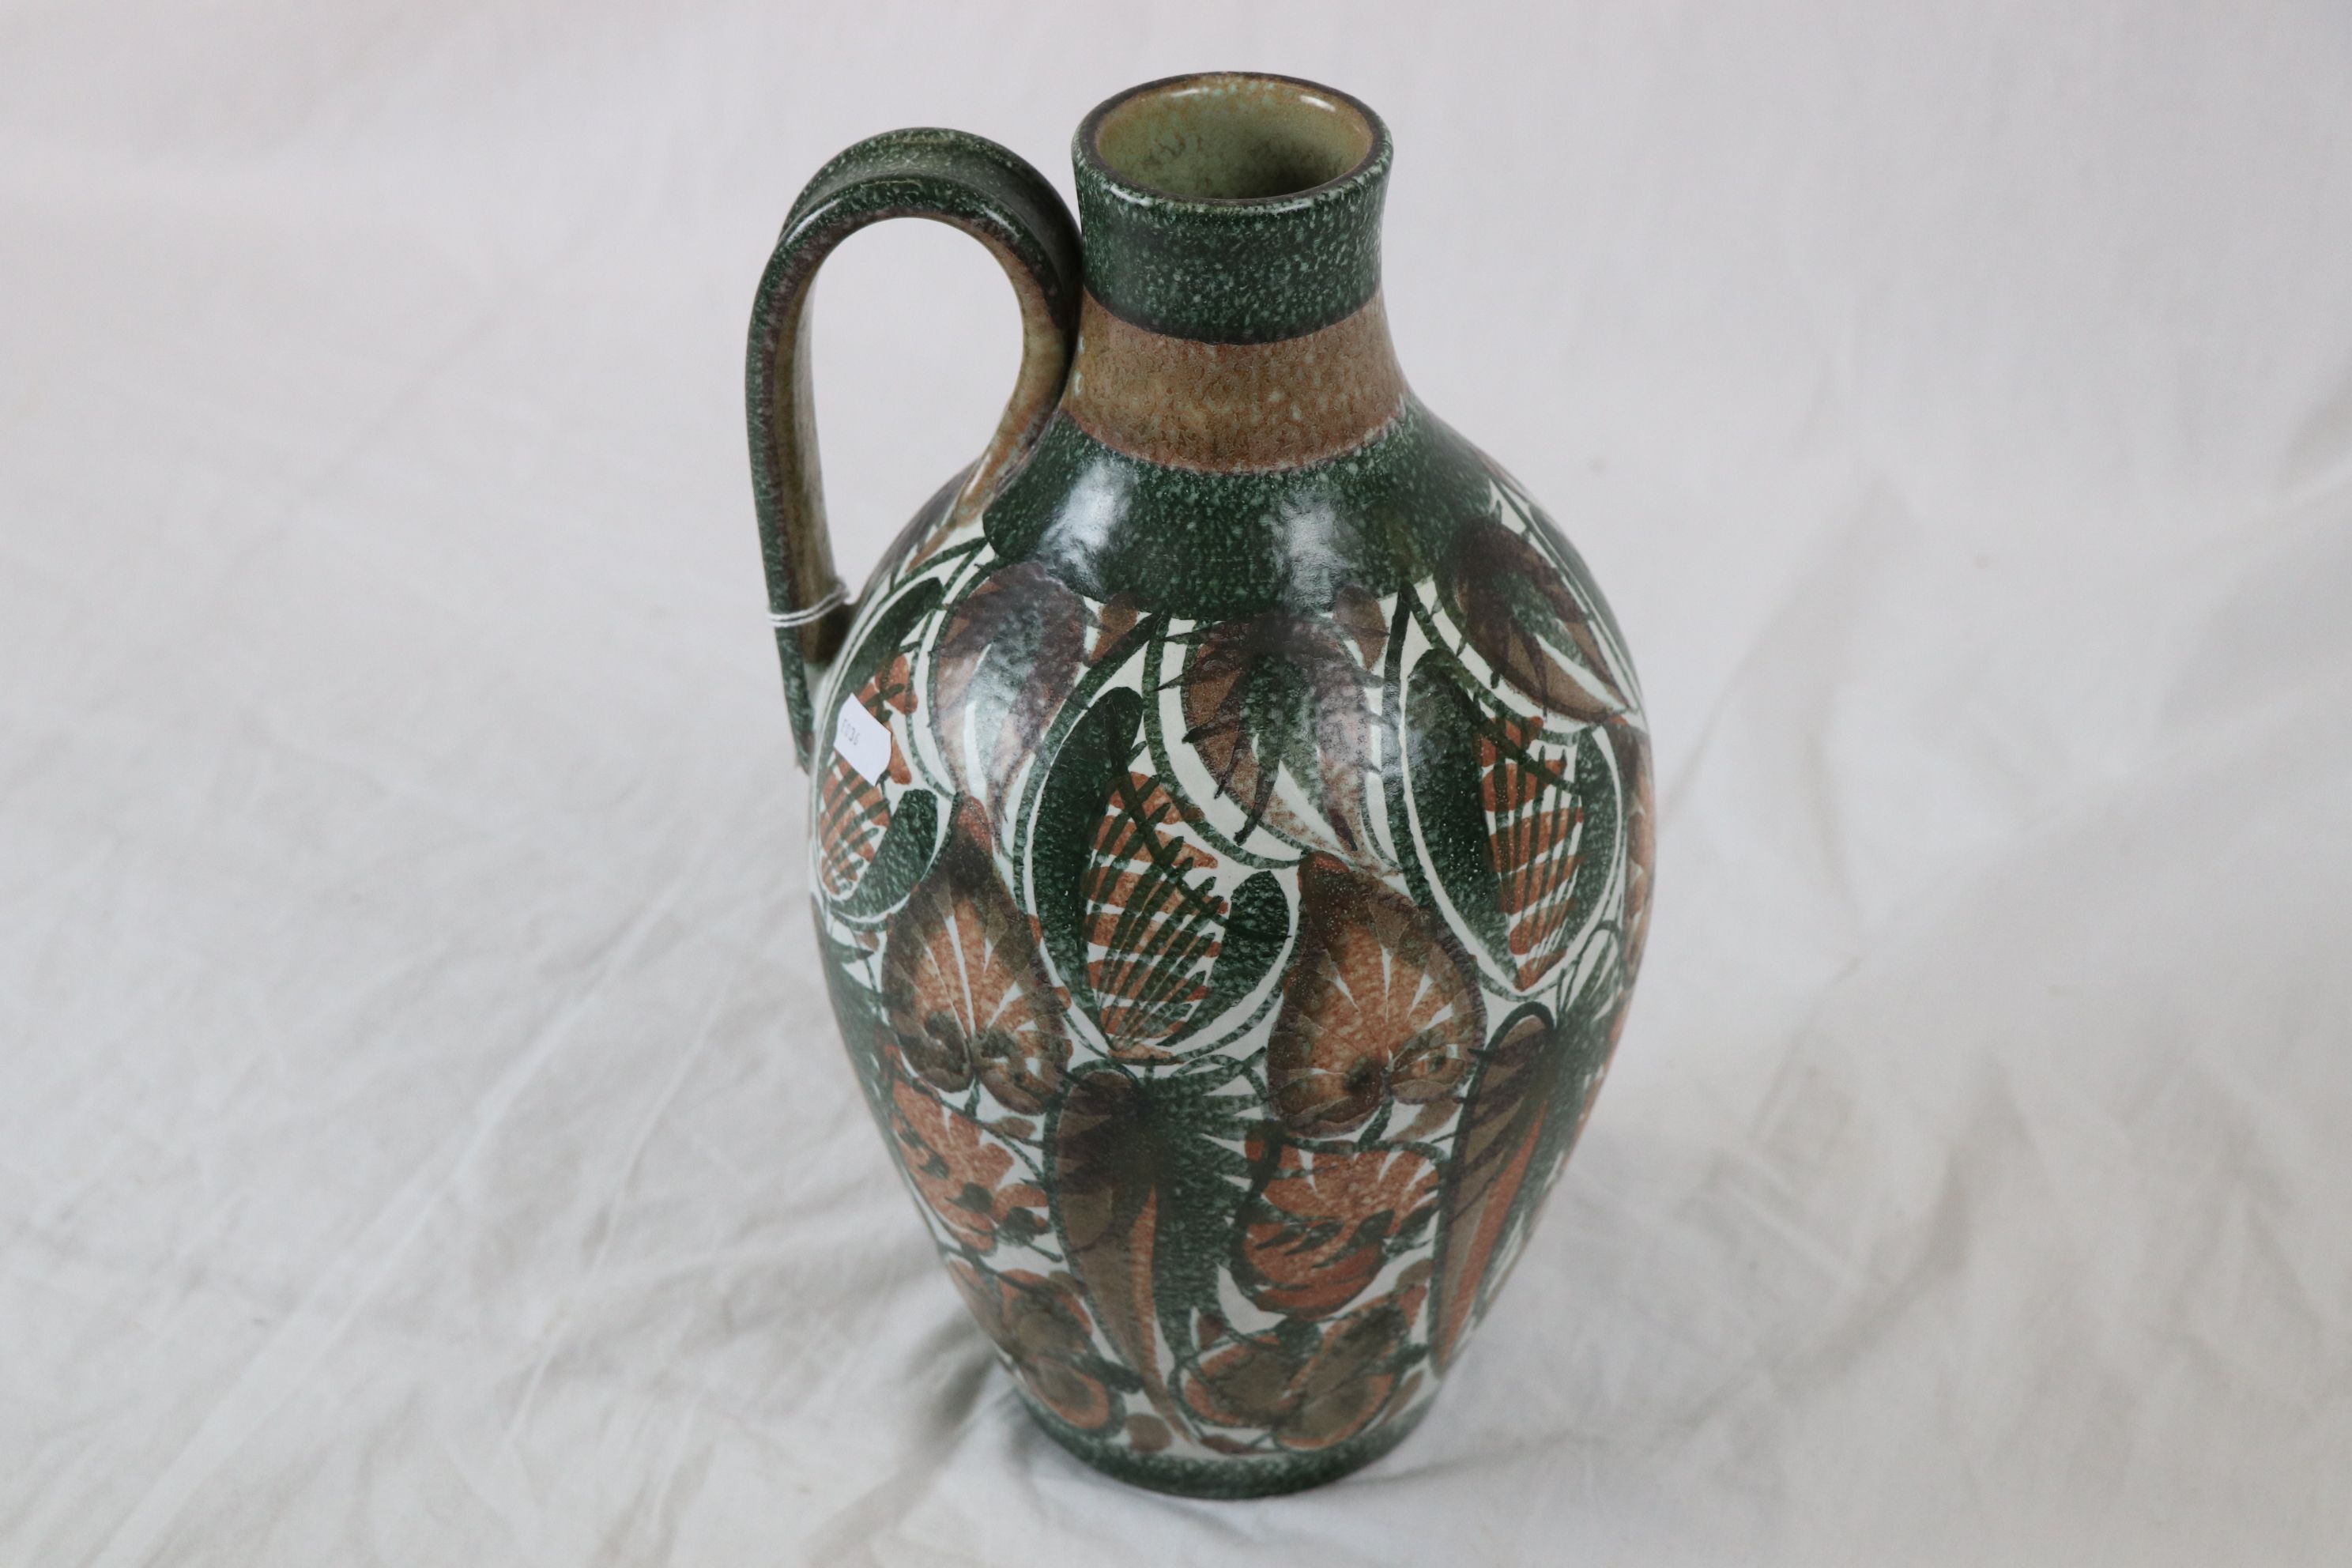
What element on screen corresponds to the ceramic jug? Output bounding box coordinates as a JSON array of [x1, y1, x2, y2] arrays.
[[744, 72, 1653, 1497]]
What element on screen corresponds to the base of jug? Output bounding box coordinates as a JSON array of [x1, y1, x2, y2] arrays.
[[1022, 1396, 1429, 1498]]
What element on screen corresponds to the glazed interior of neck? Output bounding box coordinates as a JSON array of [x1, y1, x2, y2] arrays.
[[1091, 74, 1377, 202]]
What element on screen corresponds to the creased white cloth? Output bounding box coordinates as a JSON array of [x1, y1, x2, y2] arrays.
[[4, 4, 2347, 1563]]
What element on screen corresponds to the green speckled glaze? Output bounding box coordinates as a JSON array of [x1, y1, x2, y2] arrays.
[[983, 402, 1493, 621], [745, 73, 1654, 1499], [1075, 74, 1389, 343]]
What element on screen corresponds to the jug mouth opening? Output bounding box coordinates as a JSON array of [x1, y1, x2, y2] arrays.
[[1081, 73, 1389, 209]]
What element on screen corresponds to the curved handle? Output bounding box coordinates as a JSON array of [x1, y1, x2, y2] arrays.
[[746, 128, 1083, 770]]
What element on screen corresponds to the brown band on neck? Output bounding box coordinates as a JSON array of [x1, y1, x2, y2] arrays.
[[1062, 292, 1408, 472]]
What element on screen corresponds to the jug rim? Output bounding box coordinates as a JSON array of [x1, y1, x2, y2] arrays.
[[1076, 71, 1393, 215]]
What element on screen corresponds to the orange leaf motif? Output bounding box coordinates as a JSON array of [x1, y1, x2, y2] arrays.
[[1237, 1134, 1437, 1319], [881, 801, 1070, 1114], [1269, 857, 1485, 1136], [1432, 1009, 1559, 1368], [1084, 771, 1222, 1057], [947, 1260, 1114, 1431], [1180, 1275, 1427, 1451], [1481, 714, 1583, 989], [889, 1077, 1046, 1255]]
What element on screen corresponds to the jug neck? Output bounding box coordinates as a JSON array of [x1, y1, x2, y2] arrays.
[[1063, 74, 1405, 471]]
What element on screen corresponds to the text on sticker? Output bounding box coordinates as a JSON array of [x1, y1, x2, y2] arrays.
[[834, 697, 894, 784]]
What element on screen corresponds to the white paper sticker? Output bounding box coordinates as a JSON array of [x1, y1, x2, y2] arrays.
[[833, 697, 894, 785]]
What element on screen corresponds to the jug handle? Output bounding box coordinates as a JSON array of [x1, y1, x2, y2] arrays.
[[745, 129, 1083, 771]]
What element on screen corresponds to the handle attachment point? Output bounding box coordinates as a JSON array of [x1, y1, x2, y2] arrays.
[[745, 128, 1083, 769]]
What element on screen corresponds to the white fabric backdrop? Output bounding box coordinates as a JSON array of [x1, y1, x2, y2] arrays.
[[6, 3, 2348, 1562]]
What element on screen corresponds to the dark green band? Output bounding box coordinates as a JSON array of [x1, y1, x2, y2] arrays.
[[982, 400, 1498, 623], [1072, 84, 1392, 345]]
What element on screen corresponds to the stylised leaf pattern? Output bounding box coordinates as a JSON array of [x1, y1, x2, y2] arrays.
[[1404, 660, 1511, 962], [880, 800, 1070, 1114], [1269, 856, 1484, 1136], [1181, 611, 1375, 853], [1441, 515, 1629, 724], [947, 1259, 1118, 1431], [1235, 1132, 1438, 1319], [813, 574, 938, 908], [816, 650, 918, 900], [810, 467, 1648, 1480], [1035, 690, 1223, 1057], [816, 761, 890, 902], [1033, 689, 1136, 1016], [1430, 1008, 1557, 1367], [1428, 999, 1611, 1370], [834, 787, 938, 922], [1180, 1267, 1430, 1451], [889, 1077, 1047, 1254], [1483, 716, 1585, 989], [1193, 871, 1289, 1040], [1085, 769, 1224, 1055], [1050, 1065, 1250, 1433], [1408, 662, 1626, 989], [832, 582, 941, 735], [1036, 692, 1290, 1057], [929, 561, 1087, 807]]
